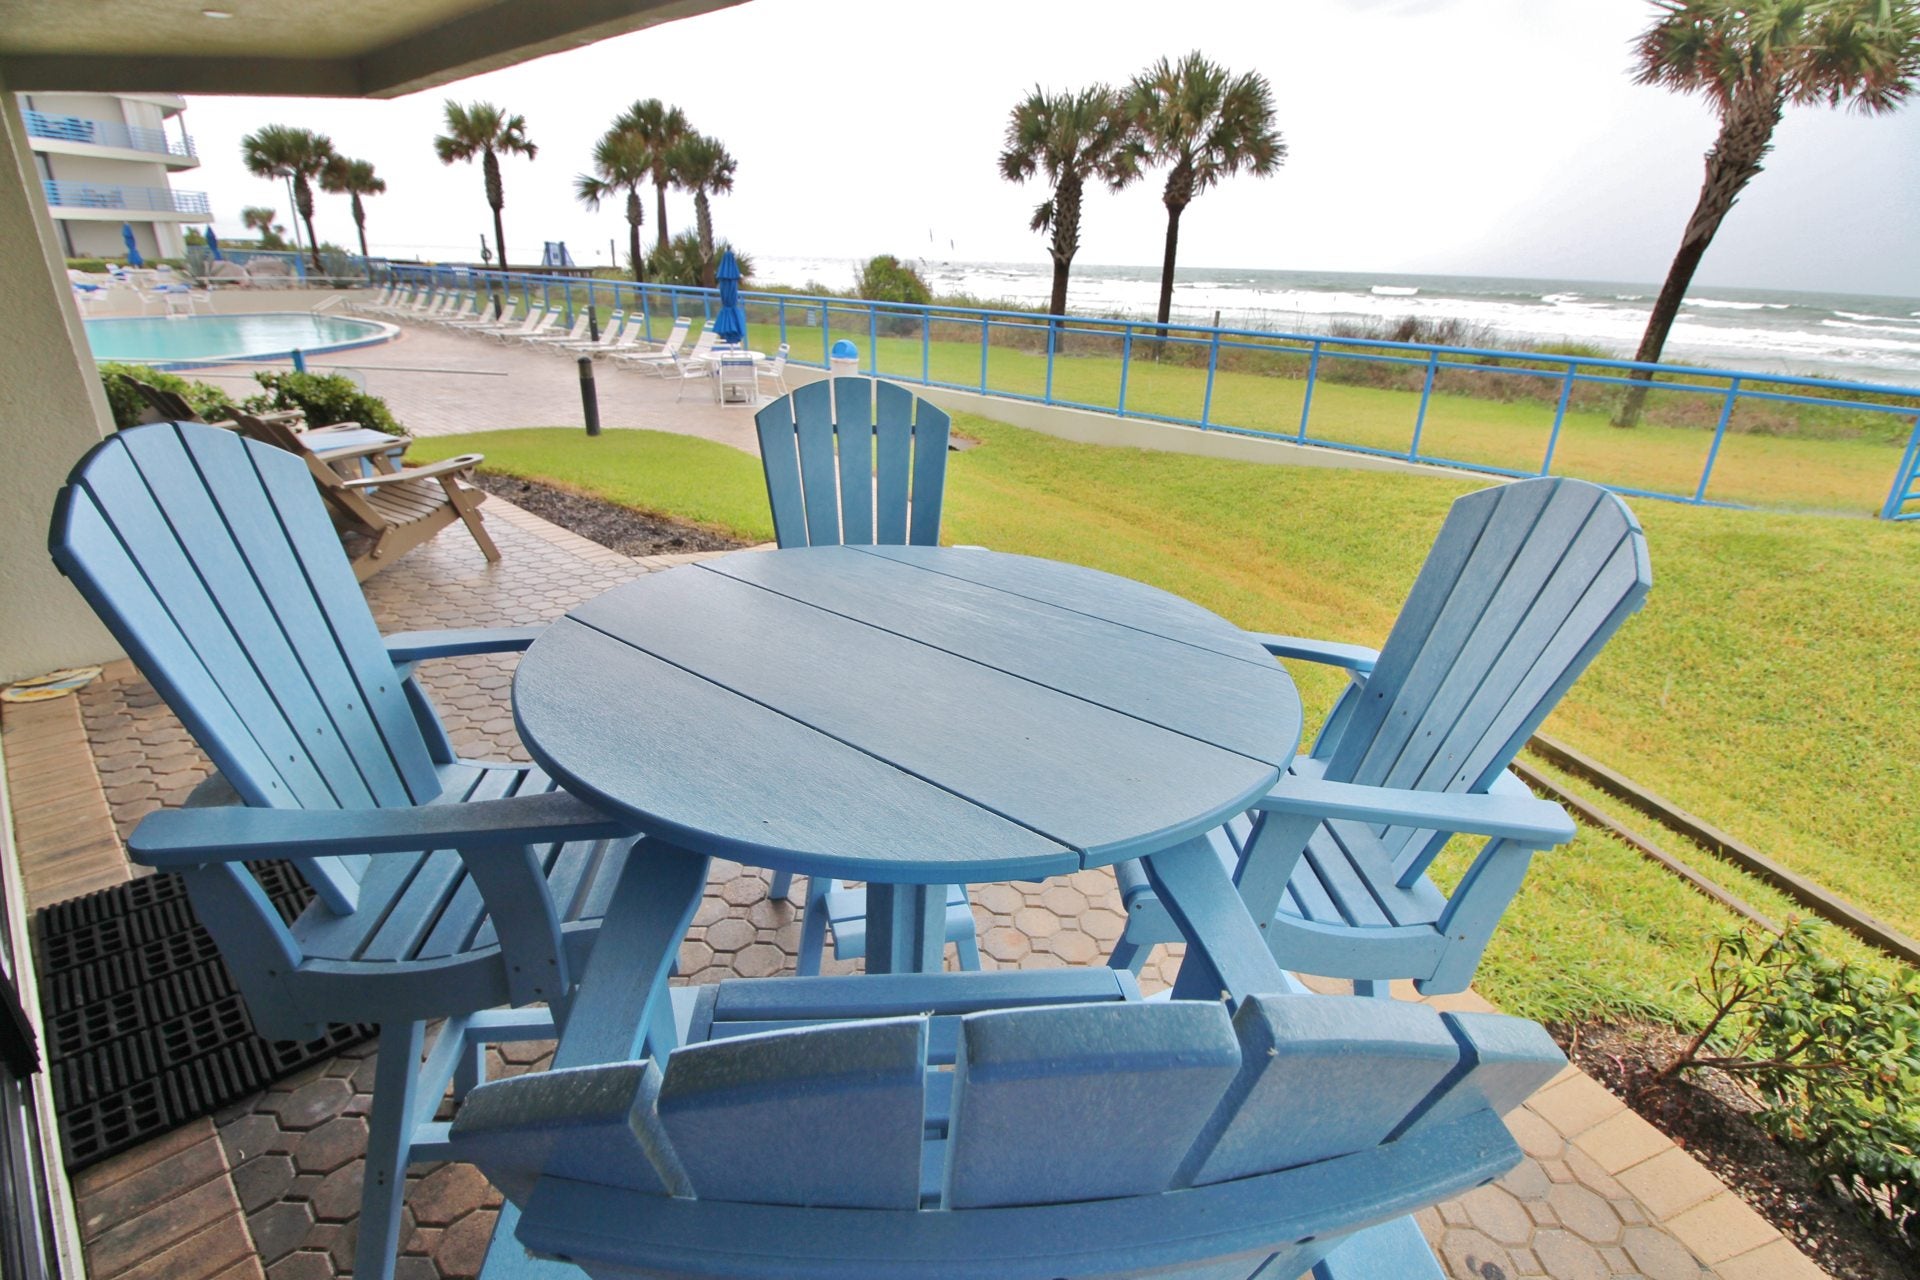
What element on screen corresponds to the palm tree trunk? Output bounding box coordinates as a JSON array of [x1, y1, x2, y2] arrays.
[[484, 149, 508, 272], [294, 176, 323, 274], [351, 194, 369, 264], [1048, 260, 1072, 317], [655, 179, 670, 253], [626, 189, 645, 283], [695, 192, 714, 288], [1048, 175, 1082, 319], [1616, 88, 1781, 427], [1155, 203, 1184, 330]]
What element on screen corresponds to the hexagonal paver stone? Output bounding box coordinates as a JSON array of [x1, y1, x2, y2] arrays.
[[1039, 885, 1088, 918], [1457, 1183, 1534, 1247], [292, 1114, 368, 1175], [1621, 1225, 1714, 1280], [233, 1153, 297, 1213], [733, 943, 785, 978], [972, 883, 1024, 916], [703, 917, 755, 954], [1530, 1229, 1611, 1280], [1548, 1182, 1623, 1245], [409, 1161, 495, 1227], [312, 1162, 365, 1222], [1436, 1227, 1516, 1280], [273, 1077, 354, 1130], [394, 1254, 441, 1280], [497, 1038, 555, 1067], [980, 926, 1031, 964], [435, 1207, 500, 1279], [219, 1112, 285, 1167], [247, 1200, 316, 1264], [306, 1219, 358, 1274], [266, 1250, 334, 1280], [1012, 907, 1060, 939], [719, 876, 764, 907], [1079, 907, 1126, 943]]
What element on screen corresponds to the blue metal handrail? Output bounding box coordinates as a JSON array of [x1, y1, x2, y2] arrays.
[[24, 110, 195, 159], [377, 262, 1920, 517], [43, 181, 211, 216]]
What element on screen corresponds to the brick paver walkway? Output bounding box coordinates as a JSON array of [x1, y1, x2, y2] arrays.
[[6, 426, 1827, 1276]]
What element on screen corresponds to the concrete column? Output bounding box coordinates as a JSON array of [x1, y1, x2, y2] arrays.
[[0, 74, 120, 684]]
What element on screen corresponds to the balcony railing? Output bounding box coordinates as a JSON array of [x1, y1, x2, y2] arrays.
[[23, 110, 196, 159], [42, 181, 211, 216]]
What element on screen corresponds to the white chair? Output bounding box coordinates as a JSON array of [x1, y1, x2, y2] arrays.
[[755, 343, 791, 396], [715, 355, 758, 405], [621, 325, 712, 376], [520, 311, 592, 349], [555, 312, 630, 354], [494, 309, 557, 343]]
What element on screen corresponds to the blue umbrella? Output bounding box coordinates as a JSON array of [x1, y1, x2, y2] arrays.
[[205, 226, 224, 260], [714, 249, 747, 345], [121, 223, 144, 268]]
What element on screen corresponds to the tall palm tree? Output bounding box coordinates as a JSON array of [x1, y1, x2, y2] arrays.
[[433, 101, 537, 272], [576, 128, 651, 282], [240, 205, 287, 251], [615, 99, 692, 254], [999, 84, 1141, 317], [1128, 53, 1284, 332], [1617, 0, 1920, 425], [319, 156, 386, 264], [666, 133, 736, 287], [239, 125, 336, 273]]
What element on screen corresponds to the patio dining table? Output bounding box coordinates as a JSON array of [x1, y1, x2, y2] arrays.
[[511, 543, 1305, 1068]]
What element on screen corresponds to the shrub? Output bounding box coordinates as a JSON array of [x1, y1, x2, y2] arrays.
[[1665, 920, 1920, 1242], [66, 257, 112, 274], [247, 371, 404, 435], [854, 255, 932, 307], [97, 362, 241, 430], [645, 232, 752, 288]]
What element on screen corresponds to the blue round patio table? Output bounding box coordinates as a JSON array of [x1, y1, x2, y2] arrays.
[[512, 544, 1303, 974]]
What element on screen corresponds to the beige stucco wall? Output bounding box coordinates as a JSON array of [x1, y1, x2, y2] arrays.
[[0, 77, 121, 685]]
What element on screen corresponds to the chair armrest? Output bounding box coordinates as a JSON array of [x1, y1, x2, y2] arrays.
[[1246, 634, 1380, 674], [129, 790, 634, 868], [308, 437, 401, 463], [338, 454, 483, 487], [385, 627, 543, 664], [1256, 775, 1575, 847]]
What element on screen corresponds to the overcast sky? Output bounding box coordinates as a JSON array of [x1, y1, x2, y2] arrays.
[[179, 0, 1920, 296]]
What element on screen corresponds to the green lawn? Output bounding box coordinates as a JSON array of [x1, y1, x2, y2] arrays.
[[417, 416, 1917, 1023]]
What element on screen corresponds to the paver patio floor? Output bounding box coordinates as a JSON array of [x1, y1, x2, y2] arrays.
[[4, 333, 1830, 1277]]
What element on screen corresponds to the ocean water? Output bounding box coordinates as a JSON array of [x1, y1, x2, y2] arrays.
[[757, 257, 1920, 390]]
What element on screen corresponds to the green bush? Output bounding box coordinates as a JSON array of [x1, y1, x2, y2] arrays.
[[66, 257, 112, 274], [645, 231, 752, 288], [97, 362, 241, 430], [248, 371, 404, 435], [1666, 920, 1920, 1242], [855, 255, 932, 307]]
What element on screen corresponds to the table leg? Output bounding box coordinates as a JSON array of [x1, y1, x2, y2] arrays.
[[864, 883, 945, 974], [1142, 835, 1293, 1004], [551, 839, 709, 1071]]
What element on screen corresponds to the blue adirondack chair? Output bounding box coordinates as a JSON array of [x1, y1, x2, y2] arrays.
[[755, 376, 981, 974], [49, 421, 644, 1280], [449, 968, 1567, 1280], [1110, 476, 1652, 995]]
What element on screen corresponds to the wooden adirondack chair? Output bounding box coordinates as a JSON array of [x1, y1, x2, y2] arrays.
[[754, 376, 979, 974], [49, 421, 644, 1280], [1110, 476, 1652, 996], [449, 969, 1566, 1280], [235, 412, 501, 579]]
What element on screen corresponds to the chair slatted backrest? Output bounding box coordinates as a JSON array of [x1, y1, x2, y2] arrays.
[[754, 377, 950, 549], [49, 422, 443, 911], [1322, 477, 1651, 864], [233, 413, 395, 539], [450, 993, 1563, 1220]]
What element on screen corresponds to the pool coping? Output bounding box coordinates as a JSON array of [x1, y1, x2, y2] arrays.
[[84, 312, 400, 371]]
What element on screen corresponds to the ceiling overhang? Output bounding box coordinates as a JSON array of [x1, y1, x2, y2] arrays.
[[0, 0, 745, 97]]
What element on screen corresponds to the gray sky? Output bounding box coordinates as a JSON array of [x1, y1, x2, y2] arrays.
[[181, 0, 1920, 296]]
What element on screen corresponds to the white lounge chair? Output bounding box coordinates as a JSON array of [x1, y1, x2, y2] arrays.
[[519, 311, 591, 349], [493, 309, 557, 343], [617, 324, 710, 376], [469, 306, 547, 339], [555, 311, 630, 354]]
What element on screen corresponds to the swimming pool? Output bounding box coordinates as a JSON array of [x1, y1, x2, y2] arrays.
[[85, 313, 397, 367]]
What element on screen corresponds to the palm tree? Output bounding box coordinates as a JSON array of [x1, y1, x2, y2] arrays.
[[239, 125, 336, 273], [614, 99, 691, 254], [576, 128, 651, 282], [1617, 0, 1920, 425], [666, 133, 736, 287], [999, 84, 1141, 317], [319, 156, 386, 264], [240, 205, 287, 251], [1128, 53, 1284, 332], [433, 101, 537, 272]]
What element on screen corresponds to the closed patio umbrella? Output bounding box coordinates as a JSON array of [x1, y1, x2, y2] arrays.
[[714, 249, 746, 345], [121, 223, 144, 268], [205, 227, 224, 260]]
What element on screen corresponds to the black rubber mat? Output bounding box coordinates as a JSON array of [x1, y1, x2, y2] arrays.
[[33, 864, 374, 1170]]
